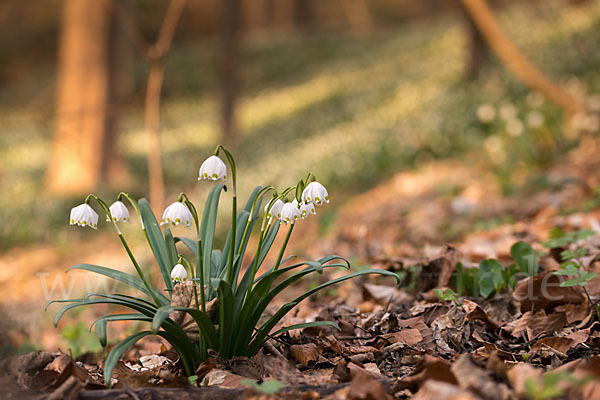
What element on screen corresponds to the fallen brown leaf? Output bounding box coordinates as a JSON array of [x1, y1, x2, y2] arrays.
[[531, 337, 574, 355], [506, 363, 543, 397], [513, 271, 585, 313], [450, 354, 512, 400], [289, 343, 323, 367], [347, 363, 391, 400], [462, 300, 499, 331], [412, 380, 483, 400], [394, 355, 457, 392]]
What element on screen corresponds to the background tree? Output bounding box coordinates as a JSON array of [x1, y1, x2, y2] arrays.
[[460, 0, 584, 113], [45, 0, 115, 195], [218, 0, 242, 144], [114, 0, 187, 212]]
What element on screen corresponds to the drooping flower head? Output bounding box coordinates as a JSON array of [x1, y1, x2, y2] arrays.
[[69, 204, 99, 229], [198, 155, 227, 181], [161, 202, 193, 228], [171, 263, 187, 283], [301, 181, 329, 206], [107, 201, 130, 223], [299, 201, 316, 219], [280, 202, 300, 224], [265, 198, 284, 221]]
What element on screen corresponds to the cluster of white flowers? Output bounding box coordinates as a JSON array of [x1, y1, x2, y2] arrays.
[[70, 200, 130, 230], [69, 153, 331, 286], [265, 181, 328, 225]]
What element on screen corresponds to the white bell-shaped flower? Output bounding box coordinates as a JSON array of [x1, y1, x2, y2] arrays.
[[301, 181, 329, 206], [69, 204, 99, 229], [265, 199, 284, 221], [280, 202, 300, 224], [161, 202, 193, 228], [198, 155, 227, 181], [171, 263, 187, 283], [107, 201, 130, 223], [300, 201, 316, 219]]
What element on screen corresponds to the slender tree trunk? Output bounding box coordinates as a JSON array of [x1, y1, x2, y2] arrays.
[[103, 8, 135, 187], [114, 0, 187, 212], [218, 0, 242, 145], [294, 0, 312, 28], [340, 0, 375, 36], [460, 0, 584, 114], [462, 4, 488, 80], [145, 62, 166, 212], [46, 0, 113, 195]]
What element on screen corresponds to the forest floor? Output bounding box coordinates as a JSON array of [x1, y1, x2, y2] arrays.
[[3, 133, 600, 399]]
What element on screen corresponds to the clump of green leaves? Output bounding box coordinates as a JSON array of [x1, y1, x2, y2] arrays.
[[450, 241, 539, 298], [545, 228, 598, 315], [433, 288, 460, 304], [48, 146, 398, 387]]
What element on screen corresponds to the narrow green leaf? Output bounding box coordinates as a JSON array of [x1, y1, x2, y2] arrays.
[[68, 264, 169, 306], [95, 319, 107, 348], [139, 198, 172, 292], [199, 184, 226, 290], [104, 331, 154, 387], [164, 227, 179, 268], [90, 313, 151, 331], [174, 237, 198, 257], [270, 321, 340, 337], [213, 279, 234, 357], [151, 306, 218, 349], [246, 269, 399, 355]]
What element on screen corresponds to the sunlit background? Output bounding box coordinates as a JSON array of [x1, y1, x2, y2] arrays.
[[1, 0, 599, 358]]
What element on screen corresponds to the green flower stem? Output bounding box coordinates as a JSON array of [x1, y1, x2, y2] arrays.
[[214, 145, 238, 286], [197, 240, 206, 313], [118, 233, 162, 306], [247, 230, 266, 291], [226, 195, 237, 284], [273, 223, 294, 271], [117, 192, 155, 284], [85, 194, 161, 306], [237, 186, 275, 263]]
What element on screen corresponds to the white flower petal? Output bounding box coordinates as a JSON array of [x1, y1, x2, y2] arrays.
[[171, 263, 187, 283], [301, 181, 329, 206], [280, 202, 301, 224], [198, 155, 227, 181], [107, 201, 130, 222], [69, 204, 98, 229], [161, 202, 194, 228]]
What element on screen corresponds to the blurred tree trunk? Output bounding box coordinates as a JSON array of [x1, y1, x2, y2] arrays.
[[218, 0, 242, 145], [102, 7, 135, 188], [460, 0, 583, 113], [46, 0, 113, 195], [294, 0, 313, 28], [461, 4, 488, 80], [114, 0, 187, 212], [340, 0, 375, 36]]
